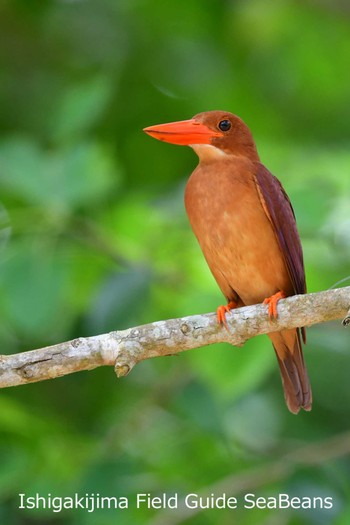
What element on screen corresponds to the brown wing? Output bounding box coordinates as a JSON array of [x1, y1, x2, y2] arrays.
[[254, 163, 306, 297], [254, 163, 309, 406]]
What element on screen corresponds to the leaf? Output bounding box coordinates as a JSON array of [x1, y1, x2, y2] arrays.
[[85, 266, 151, 334], [224, 393, 282, 452], [187, 337, 275, 402], [49, 75, 113, 141], [0, 239, 72, 340], [0, 136, 118, 211]]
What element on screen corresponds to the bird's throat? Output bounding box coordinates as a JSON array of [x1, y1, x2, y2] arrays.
[[190, 144, 230, 162]]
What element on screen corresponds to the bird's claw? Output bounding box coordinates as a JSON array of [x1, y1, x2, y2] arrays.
[[263, 290, 286, 319], [217, 301, 238, 331]]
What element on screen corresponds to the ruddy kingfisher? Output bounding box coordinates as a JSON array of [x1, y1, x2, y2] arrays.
[[144, 111, 311, 414]]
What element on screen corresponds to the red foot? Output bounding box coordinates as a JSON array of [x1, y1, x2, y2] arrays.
[[263, 290, 286, 319], [217, 301, 238, 330]]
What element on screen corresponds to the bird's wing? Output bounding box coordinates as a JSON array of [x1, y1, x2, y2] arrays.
[[253, 163, 306, 296]]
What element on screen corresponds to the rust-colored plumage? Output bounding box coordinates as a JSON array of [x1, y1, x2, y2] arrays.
[[144, 110, 312, 414]]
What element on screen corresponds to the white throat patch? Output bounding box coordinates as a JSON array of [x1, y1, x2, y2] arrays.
[[190, 144, 229, 161]]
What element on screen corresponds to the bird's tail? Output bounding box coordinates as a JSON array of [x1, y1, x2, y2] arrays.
[[268, 329, 312, 414]]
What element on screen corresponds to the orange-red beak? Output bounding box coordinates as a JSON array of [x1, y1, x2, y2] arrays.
[[143, 119, 221, 146]]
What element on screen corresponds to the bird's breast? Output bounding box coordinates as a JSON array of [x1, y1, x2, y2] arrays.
[[184, 158, 291, 304]]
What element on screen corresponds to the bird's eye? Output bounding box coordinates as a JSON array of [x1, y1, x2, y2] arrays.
[[218, 119, 231, 132]]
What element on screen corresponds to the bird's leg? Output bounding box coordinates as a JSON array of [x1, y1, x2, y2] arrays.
[[263, 290, 286, 319], [217, 301, 238, 330]]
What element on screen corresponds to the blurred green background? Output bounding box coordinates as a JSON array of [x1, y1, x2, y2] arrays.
[[0, 0, 350, 524]]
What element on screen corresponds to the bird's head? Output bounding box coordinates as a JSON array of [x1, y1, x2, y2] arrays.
[[144, 110, 259, 162]]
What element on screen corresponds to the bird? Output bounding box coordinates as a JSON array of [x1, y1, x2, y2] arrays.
[[143, 110, 312, 414]]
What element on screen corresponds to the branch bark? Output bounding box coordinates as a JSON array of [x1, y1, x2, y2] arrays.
[[0, 286, 349, 389]]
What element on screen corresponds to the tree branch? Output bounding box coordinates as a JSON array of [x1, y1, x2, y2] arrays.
[[0, 286, 349, 389]]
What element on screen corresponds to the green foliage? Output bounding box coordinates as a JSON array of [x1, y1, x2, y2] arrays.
[[0, 0, 349, 524]]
